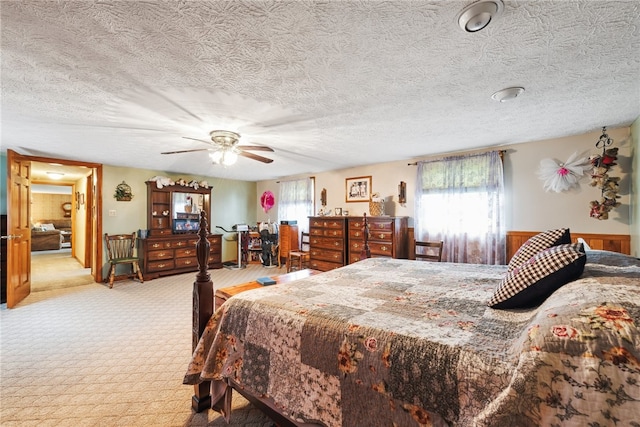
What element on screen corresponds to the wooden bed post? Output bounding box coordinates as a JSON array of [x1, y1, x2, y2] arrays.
[[191, 211, 213, 412], [359, 212, 371, 260]]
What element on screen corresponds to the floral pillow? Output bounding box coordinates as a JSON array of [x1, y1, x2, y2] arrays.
[[489, 243, 586, 309], [508, 228, 571, 272]]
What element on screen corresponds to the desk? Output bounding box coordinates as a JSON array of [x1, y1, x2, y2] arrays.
[[215, 268, 321, 308]]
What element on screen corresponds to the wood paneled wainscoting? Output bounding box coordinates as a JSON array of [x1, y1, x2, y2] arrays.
[[506, 231, 631, 262]]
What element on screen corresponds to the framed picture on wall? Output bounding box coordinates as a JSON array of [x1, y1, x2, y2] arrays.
[[345, 176, 372, 203]]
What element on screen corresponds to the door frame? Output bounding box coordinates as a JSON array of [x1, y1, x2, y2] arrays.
[[9, 153, 103, 304]]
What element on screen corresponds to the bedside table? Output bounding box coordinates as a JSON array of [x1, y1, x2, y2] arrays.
[[215, 268, 321, 308]]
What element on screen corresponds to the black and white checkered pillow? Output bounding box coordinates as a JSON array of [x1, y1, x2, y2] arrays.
[[508, 228, 571, 272], [489, 243, 586, 309]]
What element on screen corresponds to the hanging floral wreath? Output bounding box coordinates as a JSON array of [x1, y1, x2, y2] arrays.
[[260, 191, 275, 213], [588, 127, 620, 220]]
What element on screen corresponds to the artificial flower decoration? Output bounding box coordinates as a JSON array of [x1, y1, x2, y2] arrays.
[[537, 152, 591, 193], [260, 190, 275, 213]]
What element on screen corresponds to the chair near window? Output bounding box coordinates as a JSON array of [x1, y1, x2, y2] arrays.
[[414, 240, 444, 262], [287, 232, 310, 272], [104, 232, 144, 288]]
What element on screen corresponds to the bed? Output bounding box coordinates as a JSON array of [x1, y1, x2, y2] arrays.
[[184, 226, 639, 426]]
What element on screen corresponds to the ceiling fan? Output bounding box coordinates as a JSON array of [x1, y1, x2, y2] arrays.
[[161, 130, 274, 165]]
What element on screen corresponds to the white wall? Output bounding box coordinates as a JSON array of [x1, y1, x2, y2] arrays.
[[257, 126, 634, 238]]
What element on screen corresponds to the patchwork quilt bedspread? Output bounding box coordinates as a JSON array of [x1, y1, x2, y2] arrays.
[[184, 253, 640, 426]]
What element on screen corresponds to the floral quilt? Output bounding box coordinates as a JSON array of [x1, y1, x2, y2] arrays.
[[184, 251, 640, 427]]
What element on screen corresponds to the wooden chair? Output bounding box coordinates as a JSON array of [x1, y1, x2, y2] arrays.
[[287, 232, 310, 272], [414, 240, 444, 262], [105, 232, 144, 288]]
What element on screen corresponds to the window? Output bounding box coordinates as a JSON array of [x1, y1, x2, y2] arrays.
[[278, 178, 314, 233], [414, 151, 505, 264]]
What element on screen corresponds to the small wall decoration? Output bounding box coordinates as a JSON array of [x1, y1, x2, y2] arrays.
[[320, 188, 327, 207], [260, 190, 275, 213], [114, 181, 133, 201], [61, 202, 72, 217], [589, 127, 620, 220], [345, 176, 372, 203], [536, 152, 590, 193], [398, 181, 407, 205]]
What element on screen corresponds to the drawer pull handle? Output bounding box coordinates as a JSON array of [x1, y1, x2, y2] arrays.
[[381, 246, 388, 251], [157, 263, 166, 268], [152, 243, 161, 248], [353, 243, 360, 249], [354, 232, 361, 237], [379, 234, 385, 239], [184, 260, 192, 265]]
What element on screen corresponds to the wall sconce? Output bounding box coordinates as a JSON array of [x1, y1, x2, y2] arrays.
[[398, 181, 406, 206]]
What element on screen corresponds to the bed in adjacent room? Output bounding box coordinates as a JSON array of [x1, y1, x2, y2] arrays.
[[184, 229, 639, 427]]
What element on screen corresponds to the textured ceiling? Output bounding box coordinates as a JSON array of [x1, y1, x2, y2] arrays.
[[2, 1, 639, 181]]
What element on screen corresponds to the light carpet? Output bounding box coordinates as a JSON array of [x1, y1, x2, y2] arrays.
[[31, 248, 94, 292], [1, 262, 287, 426]]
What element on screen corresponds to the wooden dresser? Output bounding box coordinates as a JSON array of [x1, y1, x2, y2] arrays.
[[140, 234, 222, 280], [346, 216, 408, 264], [139, 181, 222, 279], [308, 217, 347, 271]]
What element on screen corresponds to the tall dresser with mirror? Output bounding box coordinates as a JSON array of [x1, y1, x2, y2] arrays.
[[139, 181, 222, 280]]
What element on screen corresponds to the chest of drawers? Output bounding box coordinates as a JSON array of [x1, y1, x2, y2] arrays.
[[308, 217, 347, 272], [140, 234, 222, 280], [347, 216, 408, 264]]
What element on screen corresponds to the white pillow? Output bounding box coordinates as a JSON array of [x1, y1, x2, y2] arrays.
[[41, 223, 56, 231]]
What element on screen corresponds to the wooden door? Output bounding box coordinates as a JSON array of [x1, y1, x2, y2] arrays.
[[6, 150, 31, 308]]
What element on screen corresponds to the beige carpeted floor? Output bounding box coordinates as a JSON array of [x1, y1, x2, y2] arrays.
[[1, 256, 287, 426], [31, 248, 95, 292]]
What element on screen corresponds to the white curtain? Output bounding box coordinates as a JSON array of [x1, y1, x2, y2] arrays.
[[278, 178, 314, 233], [414, 151, 505, 264]]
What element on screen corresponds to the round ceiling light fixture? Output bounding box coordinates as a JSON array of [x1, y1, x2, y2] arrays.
[[491, 87, 525, 102], [457, 0, 504, 33]]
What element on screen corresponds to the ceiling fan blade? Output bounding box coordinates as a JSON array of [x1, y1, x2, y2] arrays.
[[238, 150, 274, 163], [161, 148, 210, 154], [237, 145, 274, 152]]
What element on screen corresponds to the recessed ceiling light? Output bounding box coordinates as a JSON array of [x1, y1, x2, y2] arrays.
[[457, 0, 504, 33], [46, 172, 64, 180], [491, 87, 525, 102]]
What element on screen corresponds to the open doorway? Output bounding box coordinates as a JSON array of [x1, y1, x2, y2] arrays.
[[30, 171, 94, 291]]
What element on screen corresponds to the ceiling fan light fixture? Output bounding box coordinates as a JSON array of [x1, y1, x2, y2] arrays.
[[209, 130, 240, 146], [457, 0, 504, 33], [491, 86, 525, 102], [210, 149, 238, 166]]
